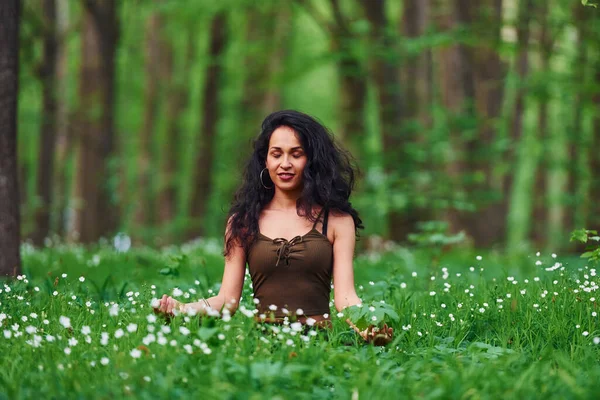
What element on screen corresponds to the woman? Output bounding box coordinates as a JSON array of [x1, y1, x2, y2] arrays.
[[154, 110, 393, 345]]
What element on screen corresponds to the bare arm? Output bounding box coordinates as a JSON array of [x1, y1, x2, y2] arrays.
[[332, 213, 393, 345], [332, 213, 362, 312], [183, 239, 246, 315], [155, 219, 246, 317]]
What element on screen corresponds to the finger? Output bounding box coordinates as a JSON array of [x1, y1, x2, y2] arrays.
[[160, 295, 168, 312], [166, 297, 175, 314]]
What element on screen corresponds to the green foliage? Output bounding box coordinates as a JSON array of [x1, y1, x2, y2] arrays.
[[571, 228, 600, 263], [408, 221, 466, 247], [13, 0, 600, 253], [159, 254, 188, 277], [2, 243, 599, 398], [408, 221, 466, 268], [342, 301, 399, 331]]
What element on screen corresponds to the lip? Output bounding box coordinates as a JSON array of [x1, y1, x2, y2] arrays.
[[278, 173, 295, 181]]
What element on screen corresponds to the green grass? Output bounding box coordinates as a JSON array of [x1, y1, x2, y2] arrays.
[[1, 240, 600, 399]]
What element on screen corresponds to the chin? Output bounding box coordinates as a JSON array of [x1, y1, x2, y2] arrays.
[[276, 182, 302, 192]]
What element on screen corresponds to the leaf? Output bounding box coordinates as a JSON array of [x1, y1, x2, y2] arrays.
[[197, 327, 218, 341], [570, 229, 589, 243], [581, 252, 594, 258]]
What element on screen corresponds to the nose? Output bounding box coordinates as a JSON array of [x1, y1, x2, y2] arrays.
[[281, 156, 292, 168]]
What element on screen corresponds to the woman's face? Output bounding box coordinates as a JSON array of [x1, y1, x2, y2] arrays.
[[265, 126, 308, 194]]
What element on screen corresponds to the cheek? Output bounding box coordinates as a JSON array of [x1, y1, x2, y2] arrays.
[[297, 159, 308, 172]]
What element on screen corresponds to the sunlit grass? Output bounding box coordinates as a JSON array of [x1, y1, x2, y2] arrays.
[[1, 240, 600, 398]]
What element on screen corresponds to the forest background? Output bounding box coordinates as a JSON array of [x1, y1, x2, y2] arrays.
[[3, 0, 600, 272]]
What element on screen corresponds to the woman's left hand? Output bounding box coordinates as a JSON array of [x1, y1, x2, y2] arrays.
[[346, 319, 394, 346]]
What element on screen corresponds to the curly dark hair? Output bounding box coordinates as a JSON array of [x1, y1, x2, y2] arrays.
[[224, 110, 363, 258]]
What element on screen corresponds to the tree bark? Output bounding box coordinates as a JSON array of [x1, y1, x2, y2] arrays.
[[330, 0, 368, 163], [72, 0, 119, 243], [297, 0, 367, 160], [189, 12, 227, 238], [509, 0, 533, 165], [0, 0, 22, 276], [567, 3, 590, 232], [432, 0, 471, 240], [364, 0, 425, 242], [531, 0, 555, 246], [134, 12, 164, 233], [589, 10, 600, 231], [591, 62, 600, 230], [53, 0, 71, 236], [32, 0, 58, 246], [440, 0, 506, 247], [158, 31, 194, 233], [242, 3, 288, 129], [505, 0, 534, 249]]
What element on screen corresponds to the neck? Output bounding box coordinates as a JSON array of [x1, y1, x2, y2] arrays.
[[269, 189, 301, 210]]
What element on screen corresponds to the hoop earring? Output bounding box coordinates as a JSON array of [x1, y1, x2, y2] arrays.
[[260, 168, 273, 189]]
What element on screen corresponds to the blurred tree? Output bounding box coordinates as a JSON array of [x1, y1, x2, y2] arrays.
[[330, 0, 367, 162], [432, 0, 472, 239], [567, 2, 592, 232], [189, 11, 227, 238], [437, 0, 506, 247], [506, 0, 534, 250], [300, 0, 368, 161], [72, 0, 119, 243], [31, 0, 58, 246], [398, 0, 435, 240], [158, 29, 195, 235], [0, 0, 22, 276], [364, 0, 421, 242], [134, 7, 166, 231], [52, 0, 72, 237], [590, 10, 600, 229], [531, 0, 558, 247], [592, 60, 600, 229], [241, 1, 288, 129]]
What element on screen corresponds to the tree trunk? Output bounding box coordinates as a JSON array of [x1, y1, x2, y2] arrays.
[[72, 0, 119, 243], [588, 10, 600, 231], [188, 12, 227, 238], [32, 0, 58, 246], [505, 0, 534, 250], [53, 0, 71, 236], [134, 12, 164, 235], [591, 62, 600, 230], [441, 0, 506, 247], [567, 3, 590, 232], [0, 0, 22, 276], [158, 29, 195, 239], [508, 0, 532, 163], [364, 0, 422, 242], [242, 3, 288, 129], [531, 3, 556, 247], [330, 0, 367, 163], [432, 0, 471, 239], [399, 0, 434, 241]]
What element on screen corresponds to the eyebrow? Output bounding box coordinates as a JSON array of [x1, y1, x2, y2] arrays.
[[269, 146, 304, 151]]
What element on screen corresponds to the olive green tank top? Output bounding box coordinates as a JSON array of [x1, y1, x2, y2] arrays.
[[247, 209, 333, 318]]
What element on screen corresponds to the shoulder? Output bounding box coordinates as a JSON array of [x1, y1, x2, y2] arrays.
[[327, 210, 356, 239]]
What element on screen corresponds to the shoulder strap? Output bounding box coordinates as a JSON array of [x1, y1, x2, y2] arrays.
[[312, 207, 328, 233], [312, 208, 324, 230]]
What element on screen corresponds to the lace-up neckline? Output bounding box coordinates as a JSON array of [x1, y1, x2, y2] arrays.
[[272, 235, 303, 267]]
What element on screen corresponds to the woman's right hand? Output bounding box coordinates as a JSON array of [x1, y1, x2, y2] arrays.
[[153, 294, 186, 317]]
